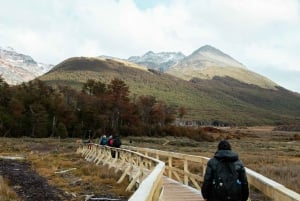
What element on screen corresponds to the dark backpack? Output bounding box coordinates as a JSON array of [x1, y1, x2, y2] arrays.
[[212, 161, 242, 201], [113, 138, 121, 147]]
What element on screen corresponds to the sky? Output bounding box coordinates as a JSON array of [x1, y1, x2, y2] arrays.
[[0, 0, 300, 92]]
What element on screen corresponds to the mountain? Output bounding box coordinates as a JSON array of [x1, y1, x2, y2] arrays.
[[166, 45, 278, 90], [128, 51, 185, 72], [0, 46, 53, 85], [183, 45, 245, 69], [39, 56, 300, 125]]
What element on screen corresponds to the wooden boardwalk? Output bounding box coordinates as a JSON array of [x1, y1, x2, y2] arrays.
[[79, 144, 300, 201], [162, 177, 204, 201]]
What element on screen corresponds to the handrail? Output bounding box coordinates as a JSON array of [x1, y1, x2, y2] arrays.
[[123, 145, 300, 201], [77, 143, 165, 201], [246, 168, 300, 201]]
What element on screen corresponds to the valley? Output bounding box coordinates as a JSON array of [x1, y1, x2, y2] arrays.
[[0, 126, 299, 201]]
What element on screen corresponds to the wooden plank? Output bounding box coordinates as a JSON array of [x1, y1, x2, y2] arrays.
[[162, 177, 204, 201]]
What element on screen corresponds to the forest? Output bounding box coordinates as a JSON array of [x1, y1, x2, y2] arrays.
[[0, 76, 199, 139]]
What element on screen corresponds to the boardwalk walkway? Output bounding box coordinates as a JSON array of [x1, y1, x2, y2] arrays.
[[162, 177, 204, 201], [78, 144, 300, 201]]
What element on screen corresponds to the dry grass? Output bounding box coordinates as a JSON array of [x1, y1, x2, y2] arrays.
[[0, 138, 131, 201], [0, 127, 299, 200], [0, 176, 21, 201]]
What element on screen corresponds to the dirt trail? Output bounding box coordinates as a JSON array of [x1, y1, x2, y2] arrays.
[[0, 159, 63, 201]]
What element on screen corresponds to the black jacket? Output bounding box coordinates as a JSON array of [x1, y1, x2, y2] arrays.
[[201, 150, 249, 201]]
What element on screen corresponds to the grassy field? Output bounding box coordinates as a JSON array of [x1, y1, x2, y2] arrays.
[[0, 126, 299, 200]]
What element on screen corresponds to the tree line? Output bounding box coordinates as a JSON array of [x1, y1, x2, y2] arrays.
[[0, 76, 189, 139]]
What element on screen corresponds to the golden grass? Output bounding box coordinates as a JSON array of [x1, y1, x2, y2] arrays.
[[0, 176, 21, 201], [167, 65, 277, 90], [0, 138, 131, 201], [0, 128, 299, 200]]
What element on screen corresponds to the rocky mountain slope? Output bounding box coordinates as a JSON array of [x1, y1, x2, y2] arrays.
[[128, 51, 185, 72], [182, 45, 245, 69], [0, 45, 279, 91], [3, 45, 300, 125], [165, 45, 278, 90], [127, 45, 278, 90], [0, 47, 53, 85]]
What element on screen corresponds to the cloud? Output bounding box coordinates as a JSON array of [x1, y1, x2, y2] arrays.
[[0, 0, 300, 91], [244, 44, 300, 71], [217, 0, 299, 24]]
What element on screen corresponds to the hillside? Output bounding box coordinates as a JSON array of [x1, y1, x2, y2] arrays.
[[166, 45, 278, 90], [39, 56, 300, 125]]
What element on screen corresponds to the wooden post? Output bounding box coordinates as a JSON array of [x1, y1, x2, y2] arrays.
[[184, 159, 188, 185], [168, 156, 172, 178]]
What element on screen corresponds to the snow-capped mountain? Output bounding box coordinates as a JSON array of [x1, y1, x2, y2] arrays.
[[0, 47, 53, 85], [128, 51, 185, 72]]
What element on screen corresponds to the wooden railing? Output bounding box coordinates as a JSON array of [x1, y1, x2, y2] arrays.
[[77, 144, 165, 201], [123, 145, 300, 201]]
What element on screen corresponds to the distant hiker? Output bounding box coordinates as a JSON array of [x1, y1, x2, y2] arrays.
[[108, 135, 114, 147], [99, 135, 107, 145], [113, 135, 122, 148], [107, 135, 116, 158], [113, 135, 122, 158], [201, 140, 249, 201], [87, 137, 92, 149]]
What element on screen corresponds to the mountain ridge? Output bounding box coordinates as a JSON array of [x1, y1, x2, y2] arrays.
[[186, 45, 246, 68], [165, 45, 277, 90], [0, 46, 53, 85], [38, 56, 300, 125], [126, 45, 277, 90], [0, 44, 284, 92], [128, 51, 185, 72]]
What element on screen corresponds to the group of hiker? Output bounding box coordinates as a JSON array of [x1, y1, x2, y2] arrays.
[[99, 134, 121, 148], [99, 134, 122, 158]]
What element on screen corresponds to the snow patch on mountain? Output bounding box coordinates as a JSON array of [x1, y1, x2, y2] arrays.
[[0, 46, 53, 85], [128, 51, 185, 72]]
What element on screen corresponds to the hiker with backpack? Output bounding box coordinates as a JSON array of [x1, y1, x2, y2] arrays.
[[99, 134, 108, 145], [201, 140, 249, 201], [112, 135, 122, 158], [107, 134, 119, 158], [108, 135, 114, 146], [113, 135, 121, 148]]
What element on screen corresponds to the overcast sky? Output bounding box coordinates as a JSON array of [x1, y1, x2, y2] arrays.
[[1, 0, 300, 92]]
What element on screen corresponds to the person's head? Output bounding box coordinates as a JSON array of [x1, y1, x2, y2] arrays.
[[218, 140, 231, 150]]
